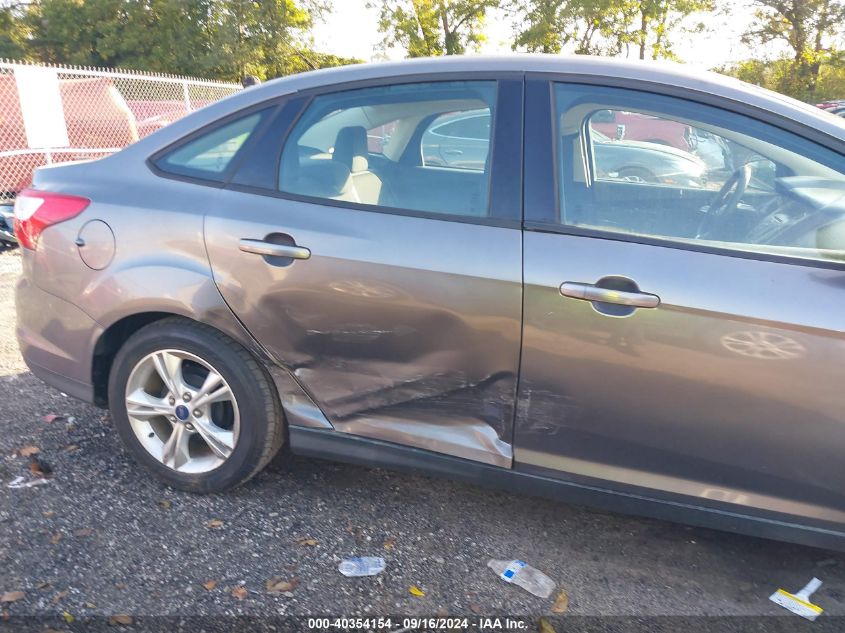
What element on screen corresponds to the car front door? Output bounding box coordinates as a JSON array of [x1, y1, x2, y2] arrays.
[[203, 76, 524, 467], [516, 79, 845, 527]]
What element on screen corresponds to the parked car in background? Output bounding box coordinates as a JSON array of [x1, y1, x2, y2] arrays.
[[816, 99, 845, 110], [0, 75, 138, 197], [14, 56, 845, 551], [590, 128, 706, 187], [589, 108, 696, 151], [0, 200, 15, 248], [423, 109, 706, 188]]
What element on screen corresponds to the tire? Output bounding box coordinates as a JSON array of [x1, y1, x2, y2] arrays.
[[108, 317, 284, 492], [616, 166, 658, 184]]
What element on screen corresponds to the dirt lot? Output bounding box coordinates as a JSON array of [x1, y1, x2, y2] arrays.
[[2, 247, 845, 632]]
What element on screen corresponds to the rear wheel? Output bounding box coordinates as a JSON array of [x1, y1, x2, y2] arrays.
[[108, 318, 284, 492]]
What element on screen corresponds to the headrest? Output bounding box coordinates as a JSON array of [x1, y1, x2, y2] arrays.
[[333, 126, 369, 173]]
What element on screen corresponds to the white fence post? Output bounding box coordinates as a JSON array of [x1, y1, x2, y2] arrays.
[[182, 80, 193, 113]]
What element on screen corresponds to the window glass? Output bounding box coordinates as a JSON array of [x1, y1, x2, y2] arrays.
[[555, 84, 845, 263], [156, 110, 267, 180], [421, 109, 491, 170], [279, 81, 496, 217], [588, 110, 776, 192]]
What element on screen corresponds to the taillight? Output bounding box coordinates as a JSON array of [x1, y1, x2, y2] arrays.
[[13, 189, 90, 250]]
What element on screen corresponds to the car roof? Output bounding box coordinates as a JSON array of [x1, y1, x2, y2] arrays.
[[121, 54, 845, 160], [250, 55, 845, 138]]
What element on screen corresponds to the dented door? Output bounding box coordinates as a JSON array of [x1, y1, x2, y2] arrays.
[[204, 78, 524, 466]]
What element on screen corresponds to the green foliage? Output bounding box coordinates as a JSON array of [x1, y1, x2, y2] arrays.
[[720, 51, 845, 102], [370, 0, 499, 57], [510, 0, 630, 55], [624, 0, 714, 60], [742, 0, 845, 98], [0, 3, 31, 60], [511, 0, 713, 60], [7, 0, 361, 81]]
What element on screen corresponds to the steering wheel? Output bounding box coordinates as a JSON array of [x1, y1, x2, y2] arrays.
[[696, 164, 752, 239]]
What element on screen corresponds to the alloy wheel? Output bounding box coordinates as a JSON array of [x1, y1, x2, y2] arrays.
[[124, 349, 240, 473]]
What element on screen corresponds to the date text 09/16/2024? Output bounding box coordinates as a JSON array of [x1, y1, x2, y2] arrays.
[[306, 617, 529, 630]]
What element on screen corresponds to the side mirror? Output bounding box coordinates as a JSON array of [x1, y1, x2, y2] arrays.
[[615, 124, 626, 141]]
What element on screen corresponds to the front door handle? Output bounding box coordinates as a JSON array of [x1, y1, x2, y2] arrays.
[[239, 238, 311, 260], [560, 282, 660, 308]]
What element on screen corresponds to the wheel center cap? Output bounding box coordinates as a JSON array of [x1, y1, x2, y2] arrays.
[[174, 405, 190, 421]]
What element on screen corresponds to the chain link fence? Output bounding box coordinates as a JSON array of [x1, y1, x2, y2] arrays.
[[0, 60, 242, 198]]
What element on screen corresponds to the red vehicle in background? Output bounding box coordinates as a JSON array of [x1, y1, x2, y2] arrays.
[[816, 99, 845, 110], [0, 75, 140, 197], [590, 109, 696, 151]]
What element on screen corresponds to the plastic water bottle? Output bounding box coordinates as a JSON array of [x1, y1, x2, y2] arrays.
[[487, 559, 556, 598], [338, 556, 386, 577]]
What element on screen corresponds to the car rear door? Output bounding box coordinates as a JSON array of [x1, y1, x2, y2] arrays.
[[516, 78, 845, 527], [203, 76, 524, 467]]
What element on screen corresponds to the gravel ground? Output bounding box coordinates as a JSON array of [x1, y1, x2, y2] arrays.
[[2, 247, 845, 632]]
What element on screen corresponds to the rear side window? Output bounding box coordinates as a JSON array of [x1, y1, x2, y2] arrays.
[[278, 81, 497, 218], [155, 109, 269, 181]]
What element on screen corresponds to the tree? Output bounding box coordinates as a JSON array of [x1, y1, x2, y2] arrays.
[[742, 0, 845, 98], [370, 0, 499, 57], [0, 2, 31, 60], [510, 0, 631, 55], [511, 0, 713, 60], [621, 0, 714, 60], [10, 0, 356, 81]]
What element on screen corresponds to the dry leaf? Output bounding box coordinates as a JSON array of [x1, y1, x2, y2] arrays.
[[73, 528, 92, 537], [50, 533, 62, 545], [42, 511, 55, 518], [115, 583, 127, 590], [231, 586, 248, 600], [0, 591, 24, 603], [61, 612, 74, 624], [108, 615, 133, 626], [158, 500, 172, 510], [409, 585, 425, 597], [62, 444, 80, 453], [51, 590, 68, 604], [295, 537, 318, 547], [538, 617, 557, 633], [43, 414, 64, 423], [202, 580, 217, 591], [551, 590, 569, 614], [36, 581, 52, 590], [469, 603, 484, 615], [18, 446, 39, 457], [207, 519, 224, 529], [265, 577, 300, 594], [383, 537, 396, 551], [84, 601, 97, 609]]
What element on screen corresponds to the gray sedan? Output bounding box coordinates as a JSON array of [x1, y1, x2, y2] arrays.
[[14, 56, 845, 550]]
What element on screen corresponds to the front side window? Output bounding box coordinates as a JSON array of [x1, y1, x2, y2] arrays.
[[555, 84, 845, 263], [155, 109, 269, 181], [279, 81, 496, 218]]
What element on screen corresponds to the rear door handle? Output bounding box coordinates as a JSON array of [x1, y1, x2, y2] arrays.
[[239, 238, 311, 260], [560, 282, 660, 308]]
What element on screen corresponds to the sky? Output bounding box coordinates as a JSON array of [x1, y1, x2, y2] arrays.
[[312, 1, 779, 70]]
